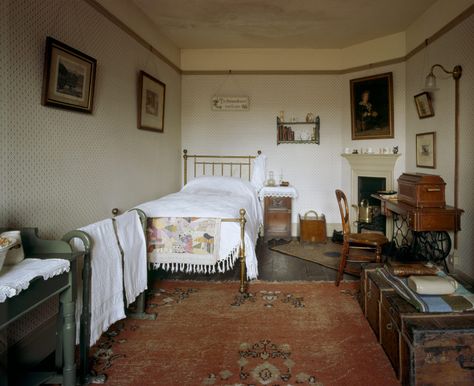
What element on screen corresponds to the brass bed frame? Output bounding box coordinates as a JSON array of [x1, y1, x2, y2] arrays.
[[182, 149, 261, 293]]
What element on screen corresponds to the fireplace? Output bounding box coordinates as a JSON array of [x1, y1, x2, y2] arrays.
[[341, 153, 401, 236], [357, 176, 386, 234], [358, 176, 386, 204]]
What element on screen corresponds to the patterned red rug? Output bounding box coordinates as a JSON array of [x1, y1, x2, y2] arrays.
[[90, 281, 398, 386]]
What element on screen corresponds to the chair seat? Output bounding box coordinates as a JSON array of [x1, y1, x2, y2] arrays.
[[335, 189, 388, 286], [347, 232, 388, 246]]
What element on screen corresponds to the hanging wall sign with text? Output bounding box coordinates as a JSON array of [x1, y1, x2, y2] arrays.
[[211, 96, 249, 111]]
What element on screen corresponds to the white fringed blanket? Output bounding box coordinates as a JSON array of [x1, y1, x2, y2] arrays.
[[147, 217, 222, 272], [136, 177, 263, 279]]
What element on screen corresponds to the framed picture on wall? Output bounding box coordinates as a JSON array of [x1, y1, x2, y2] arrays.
[[350, 72, 394, 140], [41, 37, 97, 113], [137, 70, 166, 132], [414, 92, 434, 119], [416, 132, 436, 168]]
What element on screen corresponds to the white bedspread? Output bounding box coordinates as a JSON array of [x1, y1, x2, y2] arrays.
[[136, 176, 263, 279]]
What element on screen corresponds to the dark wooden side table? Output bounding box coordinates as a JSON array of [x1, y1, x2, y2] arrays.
[[0, 228, 78, 386], [260, 186, 298, 241]]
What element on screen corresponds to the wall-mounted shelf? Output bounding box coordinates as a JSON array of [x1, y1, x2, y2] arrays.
[[277, 116, 320, 145]]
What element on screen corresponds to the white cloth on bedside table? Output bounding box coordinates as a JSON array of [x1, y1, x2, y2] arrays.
[[258, 186, 298, 200]]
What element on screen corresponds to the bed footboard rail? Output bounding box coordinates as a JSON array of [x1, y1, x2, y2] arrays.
[[61, 230, 101, 385], [222, 209, 247, 293], [126, 208, 157, 320]]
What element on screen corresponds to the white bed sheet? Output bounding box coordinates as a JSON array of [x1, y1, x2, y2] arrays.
[[136, 176, 263, 279]]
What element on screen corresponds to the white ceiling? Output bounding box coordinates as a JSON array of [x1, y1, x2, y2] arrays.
[[131, 0, 437, 49]]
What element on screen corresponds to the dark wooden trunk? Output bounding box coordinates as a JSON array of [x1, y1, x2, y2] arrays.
[[361, 268, 474, 385], [404, 316, 474, 385]]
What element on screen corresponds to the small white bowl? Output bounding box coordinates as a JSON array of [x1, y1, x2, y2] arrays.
[[0, 238, 16, 273]]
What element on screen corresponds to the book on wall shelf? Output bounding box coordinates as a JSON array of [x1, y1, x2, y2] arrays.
[[277, 116, 320, 145]]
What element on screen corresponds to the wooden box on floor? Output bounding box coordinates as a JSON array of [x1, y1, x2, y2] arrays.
[[299, 211, 327, 243], [360, 268, 474, 385]]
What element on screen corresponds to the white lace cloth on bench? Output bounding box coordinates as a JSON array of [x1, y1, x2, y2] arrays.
[[136, 176, 263, 279], [0, 258, 70, 302]]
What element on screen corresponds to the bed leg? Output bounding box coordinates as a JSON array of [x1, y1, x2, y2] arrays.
[[239, 209, 247, 293], [127, 292, 157, 320]]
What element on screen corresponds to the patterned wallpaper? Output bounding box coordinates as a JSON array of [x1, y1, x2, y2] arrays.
[[182, 64, 406, 234], [0, 0, 182, 239], [406, 14, 474, 277], [182, 74, 344, 231]]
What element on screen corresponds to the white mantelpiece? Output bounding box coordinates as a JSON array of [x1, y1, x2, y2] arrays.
[[341, 153, 401, 197], [341, 154, 401, 182], [342, 153, 401, 234]]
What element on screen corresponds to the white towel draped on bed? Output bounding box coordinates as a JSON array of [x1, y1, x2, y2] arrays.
[[114, 211, 148, 306], [72, 219, 125, 346]]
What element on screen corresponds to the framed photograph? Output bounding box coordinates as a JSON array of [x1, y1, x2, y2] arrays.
[[42, 37, 96, 113], [416, 132, 436, 168], [414, 92, 434, 119], [350, 72, 394, 140], [138, 71, 166, 132]]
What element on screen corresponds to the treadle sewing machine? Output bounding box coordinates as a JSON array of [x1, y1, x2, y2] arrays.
[[373, 173, 463, 270]]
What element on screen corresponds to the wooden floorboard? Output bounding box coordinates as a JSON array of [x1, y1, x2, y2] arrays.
[[151, 238, 356, 282]]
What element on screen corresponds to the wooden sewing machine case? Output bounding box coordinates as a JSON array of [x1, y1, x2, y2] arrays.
[[397, 173, 446, 208]]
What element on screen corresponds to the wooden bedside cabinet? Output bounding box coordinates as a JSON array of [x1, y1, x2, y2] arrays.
[[259, 186, 297, 241], [264, 196, 292, 240]]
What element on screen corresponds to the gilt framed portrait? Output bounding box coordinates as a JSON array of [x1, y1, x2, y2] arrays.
[[414, 92, 434, 119], [350, 72, 394, 140], [138, 71, 166, 132], [416, 132, 436, 168], [41, 37, 96, 113]]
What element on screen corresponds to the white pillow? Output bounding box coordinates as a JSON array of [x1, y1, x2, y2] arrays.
[[250, 154, 267, 191]]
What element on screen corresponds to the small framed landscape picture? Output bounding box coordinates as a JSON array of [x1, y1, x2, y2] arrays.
[[138, 71, 166, 132], [414, 92, 434, 119], [416, 132, 436, 168], [42, 37, 96, 113]]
